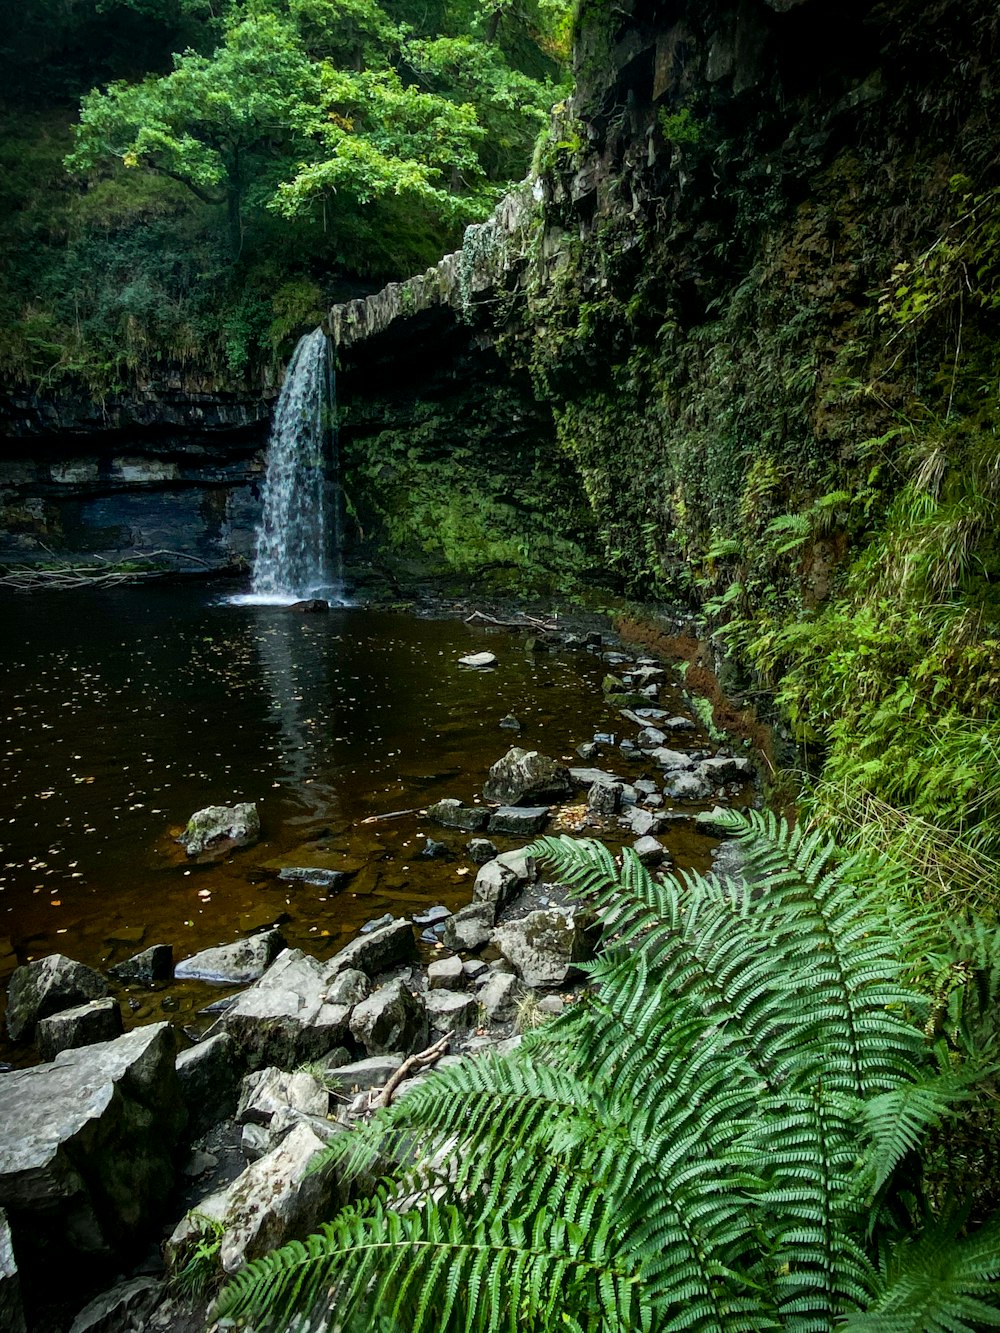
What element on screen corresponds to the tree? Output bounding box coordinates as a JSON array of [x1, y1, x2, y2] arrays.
[[215, 811, 1000, 1331]]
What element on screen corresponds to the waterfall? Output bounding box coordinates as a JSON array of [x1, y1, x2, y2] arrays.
[[248, 327, 344, 603]]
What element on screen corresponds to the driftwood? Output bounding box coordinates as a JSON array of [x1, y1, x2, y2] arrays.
[[463, 609, 558, 632], [372, 1034, 451, 1109], [358, 807, 420, 825], [0, 548, 213, 591]]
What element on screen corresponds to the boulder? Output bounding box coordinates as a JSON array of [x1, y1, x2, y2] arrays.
[[637, 727, 667, 748], [176, 1032, 244, 1138], [442, 903, 494, 952], [466, 838, 498, 864], [325, 967, 370, 1007], [473, 859, 520, 911], [0, 1210, 25, 1333], [649, 748, 696, 773], [222, 950, 352, 1071], [349, 980, 426, 1055], [482, 748, 573, 806], [168, 1121, 341, 1276], [632, 836, 668, 866], [492, 909, 595, 988], [587, 780, 622, 815], [489, 806, 550, 835], [0, 1024, 184, 1265], [175, 929, 285, 985], [37, 998, 123, 1062], [324, 917, 416, 978], [665, 772, 713, 800], [477, 972, 521, 1021], [424, 990, 479, 1033], [6, 954, 109, 1043], [698, 755, 754, 783], [426, 798, 490, 833], [67, 1277, 160, 1333], [278, 867, 352, 892], [109, 944, 173, 985], [179, 802, 260, 857], [427, 956, 465, 990], [237, 1068, 329, 1128], [321, 1054, 404, 1096], [624, 807, 669, 838]]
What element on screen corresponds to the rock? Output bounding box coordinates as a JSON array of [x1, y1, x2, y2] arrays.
[[241, 1123, 271, 1162], [637, 727, 667, 748], [662, 715, 696, 732], [463, 959, 489, 982], [649, 748, 696, 772], [569, 765, 623, 788], [222, 949, 352, 1071], [0, 1210, 25, 1333], [481, 747, 573, 806], [325, 968, 370, 1006], [426, 798, 490, 832], [694, 805, 735, 835], [442, 903, 494, 951], [477, 972, 521, 1021], [576, 741, 600, 760], [473, 858, 520, 911], [625, 807, 668, 838], [6, 954, 109, 1043], [168, 1121, 340, 1276], [537, 995, 564, 1016], [320, 1054, 404, 1096], [413, 905, 452, 927], [632, 836, 668, 866], [237, 1068, 329, 1128], [587, 780, 622, 814], [424, 990, 479, 1033], [665, 772, 713, 800], [179, 802, 260, 857], [458, 652, 497, 667], [427, 956, 465, 990], [496, 847, 538, 883], [324, 917, 416, 978], [499, 714, 521, 730], [633, 666, 666, 685], [109, 944, 173, 985], [711, 840, 750, 886], [489, 806, 549, 835], [361, 913, 394, 934], [644, 792, 665, 809], [37, 998, 123, 1061], [176, 1032, 243, 1138], [67, 1277, 161, 1333], [0, 1025, 183, 1264], [175, 929, 285, 985], [278, 867, 352, 891], [349, 980, 426, 1055], [419, 837, 451, 859], [698, 755, 754, 783], [290, 599, 329, 612], [466, 838, 497, 864], [492, 909, 595, 988]]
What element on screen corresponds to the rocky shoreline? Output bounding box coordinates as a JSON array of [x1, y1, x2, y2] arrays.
[[0, 618, 759, 1332]]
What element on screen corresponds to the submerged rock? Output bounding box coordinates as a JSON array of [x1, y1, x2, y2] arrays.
[[489, 806, 549, 835], [426, 798, 490, 832], [482, 747, 573, 806], [179, 802, 260, 857], [277, 866, 352, 892], [6, 954, 109, 1043]]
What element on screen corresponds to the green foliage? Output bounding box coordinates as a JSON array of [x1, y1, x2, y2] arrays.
[[657, 107, 701, 145], [170, 1211, 226, 1298], [215, 813, 1000, 1331]]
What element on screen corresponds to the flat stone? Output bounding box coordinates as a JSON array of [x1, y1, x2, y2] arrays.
[[109, 944, 173, 985], [0, 1025, 183, 1264], [662, 715, 696, 731], [488, 806, 549, 835], [323, 918, 416, 978], [424, 990, 479, 1033], [458, 652, 497, 667], [462, 958, 489, 982], [412, 905, 452, 927], [427, 956, 465, 990], [176, 1032, 243, 1138], [37, 998, 123, 1062], [482, 748, 573, 806], [179, 802, 260, 858], [442, 903, 494, 952], [6, 954, 109, 1043], [277, 867, 352, 891], [426, 798, 490, 833], [105, 925, 146, 946], [320, 1054, 404, 1096], [349, 980, 426, 1055], [175, 929, 285, 985], [568, 766, 623, 788]]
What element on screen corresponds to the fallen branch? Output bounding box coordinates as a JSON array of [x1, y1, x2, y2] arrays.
[[373, 1034, 451, 1109], [464, 610, 558, 632], [358, 807, 420, 825]]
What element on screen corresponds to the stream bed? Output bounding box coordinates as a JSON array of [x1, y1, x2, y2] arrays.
[[0, 586, 724, 1060]]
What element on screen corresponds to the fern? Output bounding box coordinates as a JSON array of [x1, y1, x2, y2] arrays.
[[215, 813, 1000, 1333]]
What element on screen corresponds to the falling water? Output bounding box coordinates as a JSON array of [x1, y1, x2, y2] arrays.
[[248, 327, 344, 603]]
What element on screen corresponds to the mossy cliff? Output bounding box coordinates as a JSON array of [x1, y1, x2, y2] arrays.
[[332, 0, 1000, 870]]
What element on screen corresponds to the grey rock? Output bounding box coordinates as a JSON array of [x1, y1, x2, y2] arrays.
[[67, 1277, 160, 1333], [0, 1210, 25, 1333], [176, 1032, 243, 1138], [473, 859, 520, 911], [711, 840, 749, 886], [109, 944, 173, 985], [420, 837, 451, 859], [223, 949, 352, 1071], [6, 954, 109, 1042], [241, 1122, 270, 1163], [442, 903, 494, 952], [324, 918, 416, 978], [665, 772, 713, 800], [489, 806, 549, 835], [662, 715, 696, 732], [426, 798, 490, 832], [175, 929, 285, 985], [462, 958, 489, 982], [349, 980, 426, 1055], [625, 807, 669, 838], [637, 727, 667, 748], [278, 867, 351, 892], [466, 838, 498, 864], [325, 967, 370, 1007], [649, 748, 696, 772], [167, 1121, 340, 1276], [0, 1025, 183, 1262], [643, 792, 665, 809], [587, 780, 622, 814], [699, 755, 754, 783], [37, 998, 123, 1062], [237, 1068, 328, 1127], [424, 990, 479, 1033], [499, 714, 521, 730], [179, 802, 260, 857], [360, 913, 394, 934], [413, 905, 452, 927], [569, 766, 622, 788], [492, 909, 596, 988], [458, 651, 497, 667], [537, 995, 564, 1016], [576, 741, 600, 760], [632, 836, 668, 866], [321, 1054, 404, 1096], [482, 747, 573, 806], [477, 972, 521, 1021], [427, 955, 465, 990]]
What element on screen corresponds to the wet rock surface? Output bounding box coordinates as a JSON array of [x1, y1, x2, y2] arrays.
[[6, 955, 110, 1042]]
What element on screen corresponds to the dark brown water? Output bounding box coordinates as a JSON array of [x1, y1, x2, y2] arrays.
[[0, 587, 719, 1053]]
